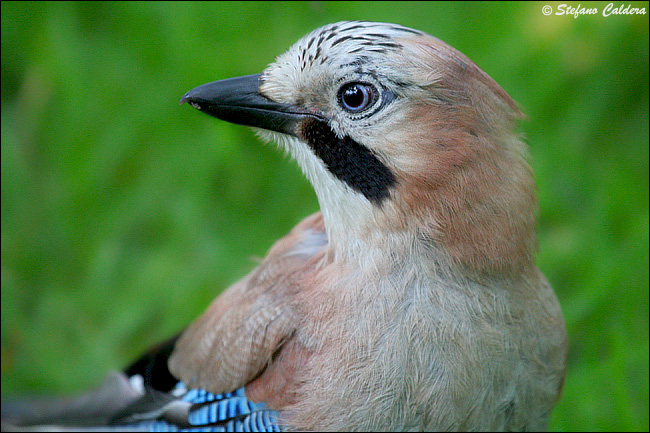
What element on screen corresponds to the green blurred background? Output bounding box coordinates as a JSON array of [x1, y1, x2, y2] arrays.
[[2, 1, 648, 431]]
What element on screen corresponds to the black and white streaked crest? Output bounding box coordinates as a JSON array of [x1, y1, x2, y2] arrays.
[[261, 21, 427, 105], [293, 21, 425, 71]]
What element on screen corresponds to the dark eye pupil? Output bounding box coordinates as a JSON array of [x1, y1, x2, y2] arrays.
[[340, 83, 373, 112], [344, 86, 364, 108]]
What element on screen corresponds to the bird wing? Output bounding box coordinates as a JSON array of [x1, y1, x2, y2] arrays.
[[168, 212, 327, 398], [1, 371, 282, 431]]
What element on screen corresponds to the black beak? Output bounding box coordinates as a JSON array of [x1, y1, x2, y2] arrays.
[[180, 73, 309, 136]]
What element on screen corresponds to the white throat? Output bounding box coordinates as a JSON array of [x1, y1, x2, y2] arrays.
[[257, 129, 396, 262]]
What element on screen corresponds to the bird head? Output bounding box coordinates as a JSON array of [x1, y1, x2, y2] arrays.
[[181, 21, 538, 274]]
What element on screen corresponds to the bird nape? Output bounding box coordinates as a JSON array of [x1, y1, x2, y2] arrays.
[[1, 21, 567, 432]]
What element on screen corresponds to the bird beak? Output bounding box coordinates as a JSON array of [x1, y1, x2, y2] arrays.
[[180, 73, 307, 136]]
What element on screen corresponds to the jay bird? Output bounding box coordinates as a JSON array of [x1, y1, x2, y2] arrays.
[[1, 21, 567, 432]]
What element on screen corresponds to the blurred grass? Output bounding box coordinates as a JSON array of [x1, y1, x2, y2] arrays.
[[1, 2, 648, 431]]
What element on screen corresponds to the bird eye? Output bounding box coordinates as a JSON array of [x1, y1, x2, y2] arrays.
[[338, 82, 376, 113]]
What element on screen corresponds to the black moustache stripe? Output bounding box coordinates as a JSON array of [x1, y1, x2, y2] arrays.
[[298, 117, 396, 204]]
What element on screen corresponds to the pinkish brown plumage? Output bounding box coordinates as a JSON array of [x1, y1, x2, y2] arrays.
[[170, 21, 567, 431], [2, 21, 567, 432]]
